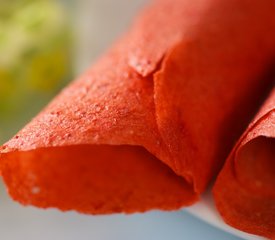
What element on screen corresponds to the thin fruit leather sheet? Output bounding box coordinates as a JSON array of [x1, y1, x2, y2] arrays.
[[1, 0, 275, 214], [213, 86, 275, 239]]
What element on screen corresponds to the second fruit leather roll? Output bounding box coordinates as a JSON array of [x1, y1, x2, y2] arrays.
[[213, 87, 275, 238], [1, 0, 275, 214]]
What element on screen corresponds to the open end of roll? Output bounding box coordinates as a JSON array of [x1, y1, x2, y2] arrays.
[[0, 144, 197, 214], [235, 136, 275, 198]]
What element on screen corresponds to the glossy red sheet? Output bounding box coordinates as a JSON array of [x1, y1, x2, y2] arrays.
[[0, 0, 275, 219]]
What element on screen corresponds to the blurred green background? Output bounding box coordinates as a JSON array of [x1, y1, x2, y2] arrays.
[[0, 0, 73, 143]]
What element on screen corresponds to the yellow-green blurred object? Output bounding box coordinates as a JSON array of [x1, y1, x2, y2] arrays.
[[0, 0, 73, 143]]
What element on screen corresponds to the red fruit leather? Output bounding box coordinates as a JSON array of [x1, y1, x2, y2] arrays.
[[213, 87, 275, 239], [0, 0, 275, 214]]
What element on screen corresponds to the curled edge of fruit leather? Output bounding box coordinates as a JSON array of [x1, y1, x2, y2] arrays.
[[213, 87, 275, 239]]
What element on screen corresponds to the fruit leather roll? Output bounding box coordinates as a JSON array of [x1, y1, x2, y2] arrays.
[[1, 0, 275, 214], [213, 86, 275, 239]]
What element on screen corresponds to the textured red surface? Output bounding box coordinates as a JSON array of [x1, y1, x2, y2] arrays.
[[0, 0, 275, 218], [213, 87, 275, 239]]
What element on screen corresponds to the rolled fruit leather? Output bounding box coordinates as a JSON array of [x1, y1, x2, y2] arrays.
[[213, 86, 275, 239], [0, 0, 275, 214]]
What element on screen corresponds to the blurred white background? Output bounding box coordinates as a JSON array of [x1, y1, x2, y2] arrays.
[[74, 0, 147, 73]]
